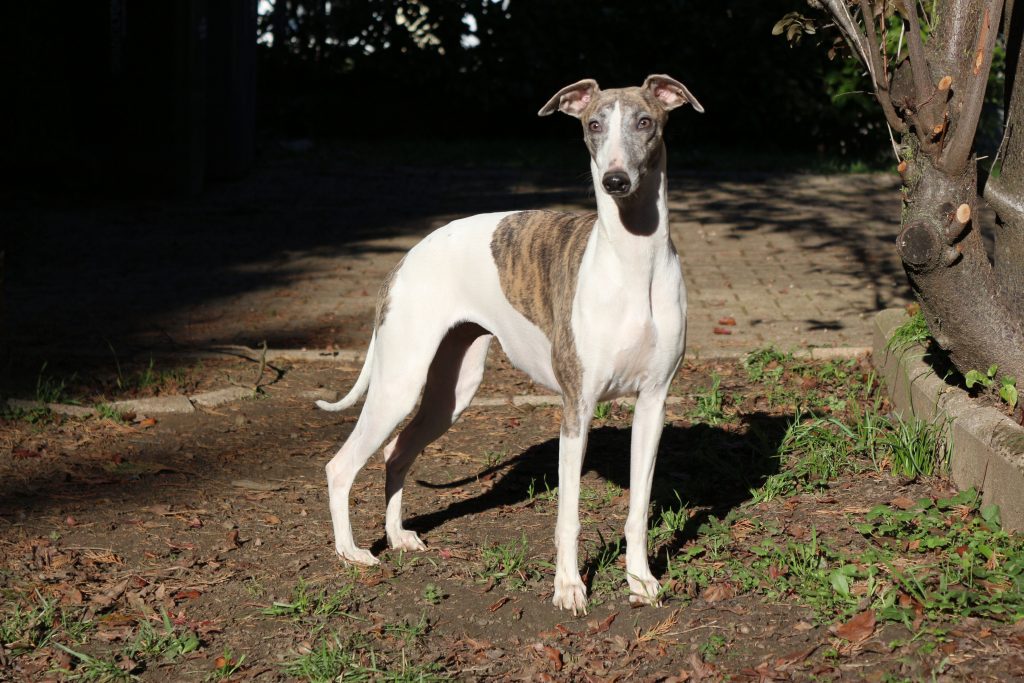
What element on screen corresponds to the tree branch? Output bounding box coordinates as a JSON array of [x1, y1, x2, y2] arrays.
[[858, 0, 908, 132], [821, 0, 907, 132], [940, 0, 1005, 171], [899, 0, 935, 119], [821, 0, 877, 79]]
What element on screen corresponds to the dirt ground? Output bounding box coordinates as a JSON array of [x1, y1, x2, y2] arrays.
[[2, 352, 1023, 682]]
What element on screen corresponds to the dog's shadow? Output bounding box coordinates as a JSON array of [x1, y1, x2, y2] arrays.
[[374, 413, 790, 577]]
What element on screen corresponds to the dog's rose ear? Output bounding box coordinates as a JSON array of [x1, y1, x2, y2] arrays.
[[538, 79, 600, 118], [643, 75, 704, 113]]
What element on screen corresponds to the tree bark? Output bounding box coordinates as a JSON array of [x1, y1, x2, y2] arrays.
[[900, 0, 1024, 384], [900, 144, 1024, 379], [984, 2, 1024, 317], [820, 0, 1024, 384]]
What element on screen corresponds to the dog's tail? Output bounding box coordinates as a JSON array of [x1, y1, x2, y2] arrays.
[[315, 335, 375, 412]]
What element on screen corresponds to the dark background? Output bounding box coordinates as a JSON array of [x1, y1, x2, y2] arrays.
[[1, 0, 894, 200], [0, 0, 912, 366]]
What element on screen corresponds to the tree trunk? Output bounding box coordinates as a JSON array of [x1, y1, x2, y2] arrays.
[[984, 1, 1024, 316], [816, 0, 1024, 387], [899, 145, 1024, 380], [888, 0, 1024, 385]]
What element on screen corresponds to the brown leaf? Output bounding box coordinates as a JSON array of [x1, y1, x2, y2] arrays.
[[13, 448, 42, 459], [221, 529, 241, 551], [702, 581, 736, 603], [463, 637, 493, 651], [532, 643, 563, 671], [487, 596, 511, 612], [687, 652, 717, 681], [88, 579, 129, 613], [717, 316, 737, 326], [264, 514, 281, 525], [831, 609, 875, 643], [60, 586, 84, 606], [139, 417, 158, 428], [587, 611, 617, 635], [95, 624, 134, 642], [890, 496, 917, 510], [174, 589, 202, 602], [712, 327, 733, 335], [776, 644, 818, 667]]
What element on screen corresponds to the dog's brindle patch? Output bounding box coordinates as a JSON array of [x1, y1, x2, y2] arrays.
[[375, 256, 405, 329], [490, 210, 596, 437]]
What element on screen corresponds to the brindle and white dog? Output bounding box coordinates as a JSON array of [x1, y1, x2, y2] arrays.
[[317, 75, 703, 614]]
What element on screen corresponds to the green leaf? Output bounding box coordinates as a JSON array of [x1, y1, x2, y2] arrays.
[[829, 570, 850, 597], [965, 369, 992, 389], [999, 382, 1015, 409], [980, 504, 1001, 526]]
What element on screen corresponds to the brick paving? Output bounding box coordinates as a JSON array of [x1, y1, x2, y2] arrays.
[[6, 154, 912, 359]]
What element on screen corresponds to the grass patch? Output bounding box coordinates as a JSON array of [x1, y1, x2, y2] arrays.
[[0, 590, 92, 655], [856, 488, 1024, 622], [282, 633, 451, 682], [690, 372, 726, 424], [886, 310, 931, 352], [262, 578, 357, 624], [125, 609, 201, 662], [479, 535, 536, 589]]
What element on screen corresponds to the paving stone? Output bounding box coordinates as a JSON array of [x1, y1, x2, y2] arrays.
[[110, 396, 195, 415]]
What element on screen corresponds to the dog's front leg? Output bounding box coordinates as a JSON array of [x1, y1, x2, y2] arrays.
[[624, 389, 669, 605], [551, 399, 593, 616]]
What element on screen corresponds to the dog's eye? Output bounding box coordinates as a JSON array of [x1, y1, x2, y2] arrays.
[[637, 116, 652, 130], [588, 120, 602, 133]]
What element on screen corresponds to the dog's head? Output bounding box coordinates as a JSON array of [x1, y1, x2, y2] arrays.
[[539, 75, 703, 198]]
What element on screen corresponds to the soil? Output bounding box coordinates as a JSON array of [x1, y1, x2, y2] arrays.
[[2, 356, 1023, 681]]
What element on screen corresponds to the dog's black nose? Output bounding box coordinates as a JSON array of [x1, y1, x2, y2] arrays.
[[602, 172, 631, 195]]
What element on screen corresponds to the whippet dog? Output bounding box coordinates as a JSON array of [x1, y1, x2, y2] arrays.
[[317, 75, 703, 614]]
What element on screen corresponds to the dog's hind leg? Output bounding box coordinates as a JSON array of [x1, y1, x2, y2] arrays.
[[325, 323, 452, 565], [383, 323, 492, 551]]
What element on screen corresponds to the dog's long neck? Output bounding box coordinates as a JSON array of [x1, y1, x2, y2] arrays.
[[591, 144, 671, 269]]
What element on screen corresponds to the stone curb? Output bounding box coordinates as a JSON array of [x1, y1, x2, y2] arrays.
[[4, 344, 872, 420], [77, 344, 874, 365], [873, 308, 1024, 532], [3, 386, 257, 418]]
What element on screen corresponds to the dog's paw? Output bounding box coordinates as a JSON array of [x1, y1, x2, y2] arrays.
[[627, 574, 662, 607], [388, 529, 427, 552], [552, 575, 589, 616], [336, 546, 379, 566]]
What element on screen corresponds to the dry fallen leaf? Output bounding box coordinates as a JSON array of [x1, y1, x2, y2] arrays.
[[890, 496, 917, 510], [587, 611, 617, 635], [712, 327, 733, 335], [831, 609, 875, 643], [717, 316, 737, 326], [687, 652, 717, 681], [487, 596, 511, 612], [532, 643, 563, 671], [702, 581, 736, 603]]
